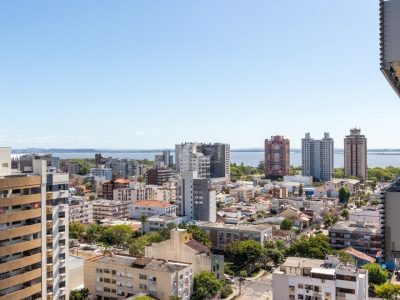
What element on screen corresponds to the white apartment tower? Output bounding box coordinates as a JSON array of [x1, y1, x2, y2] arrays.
[[177, 171, 216, 223], [344, 128, 367, 181], [302, 132, 334, 181]]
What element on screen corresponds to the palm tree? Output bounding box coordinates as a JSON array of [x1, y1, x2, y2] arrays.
[[140, 215, 148, 236]]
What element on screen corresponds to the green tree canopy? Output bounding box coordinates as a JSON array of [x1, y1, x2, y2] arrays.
[[192, 272, 224, 299], [374, 283, 400, 299], [186, 225, 211, 247], [69, 222, 86, 240], [102, 225, 133, 247], [280, 218, 292, 230], [70, 288, 89, 300], [224, 240, 264, 267], [362, 263, 388, 286], [286, 235, 333, 259], [340, 208, 349, 220], [339, 186, 351, 203]]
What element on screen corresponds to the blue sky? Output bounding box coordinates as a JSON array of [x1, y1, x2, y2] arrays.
[[0, 1, 398, 149]]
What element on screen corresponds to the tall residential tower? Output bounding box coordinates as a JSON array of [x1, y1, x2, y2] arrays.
[[264, 136, 290, 178], [344, 128, 367, 181], [302, 132, 334, 181]]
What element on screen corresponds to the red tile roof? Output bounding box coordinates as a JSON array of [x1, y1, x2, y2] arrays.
[[184, 239, 210, 254], [134, 200, 174, 208], [343, 247, 375, 263]]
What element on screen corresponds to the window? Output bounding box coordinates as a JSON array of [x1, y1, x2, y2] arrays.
[[298, 284, 304, 289], [298, 295, 304, 300], [139, 274, 147, 280], [139, 284, 147, 290]]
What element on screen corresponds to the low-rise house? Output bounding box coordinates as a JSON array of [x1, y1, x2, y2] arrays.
[[270, 186, 288, 199], [279, 207, 311, 228], [216, 193, 234, 205], [84, 255, 193, 300], [329, 220, 382, 256], [145, 229, 224, 280], [327, 178, 361, 196], [230, 186, 255, 202], [198, 222, 273, 250], [272, 256, 369, 300], [342, 247, 376, 267], [143, 215, 187, 233], [130, 200, 177, 219], [283, 175, 313, 186], [271, 229, 296, 246]]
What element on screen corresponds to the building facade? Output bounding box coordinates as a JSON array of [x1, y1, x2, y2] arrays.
[[302, 132, 334, 181], [84, 255, 193, 300], [130, 200, 177, 219], [344, 128, 367, 181], [177, 171, 216, 222], [0, 150, 69, 300], [272, 256, 369, 300], [146, 168, 175, 186], [92, 200, 130, 221], [380, 0, 400, 97], [264, 135, 290, 177]]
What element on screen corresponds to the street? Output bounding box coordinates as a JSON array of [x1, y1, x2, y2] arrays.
[[232, 272, 273, 300]]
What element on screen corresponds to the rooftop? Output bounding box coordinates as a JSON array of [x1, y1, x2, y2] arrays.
[[198, 222, 272, 232], [134, 200, 175, 208], [343, 247, 375, 263], [329, 220, 380, 235], [184, 239, 210, 254], [92, 255, 190, 272]]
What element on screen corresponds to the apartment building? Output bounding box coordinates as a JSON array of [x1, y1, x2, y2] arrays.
[[84, 255, 193, 300], [264, 135, 290, 177], [344, 128, 367, 181], [230, 186, 255, 202], [302, 132, 334, 182], [102, 179, 130, 200], [146, 168, 175, 186], [113, 185, 161, 203], [130, 200, 177, 219], [0, 148, 69, 300], [200, 143, 230, 180], [329, 220, 382, 256], [69, 198, 94, 224], [143, 215, 187, 233], [145, 229, 224, 279], [92, 199, 130, 221], [381, 177, 400, 264], [198, 222, 273, 251], [272, 256, 369, 300], [177, 171, 216, 223], [90, 167, 112, 181], [379, 0, 400, 97], [67, 162, 80, 176]]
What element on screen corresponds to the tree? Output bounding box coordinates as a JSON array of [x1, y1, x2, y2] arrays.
[[224, 240, 264, 271], [129, 232, 164, 256], [192, 272, 224, 299], [286, 235, 333, 259], [335, 250, 355, 265], [374, 283, 400, 299], [69, 222, 86, 240], [186, 225, 211, 247], [265, 248, 284, 266], [323, 213, 340, 227], [140, 215, 148, 235], [101, 225, 133, 247], [220, 283, 233, 299], [86, 223, 105, 243], [257, 160, 265, 173], [70, 288, 89, 300], [280, 218, 292, 230], [339, 186, 351, 203], [340, 208, 349, 220], [298, 183, 303, 196], [362, 263, 388, 286], [135, 296, 156, 300]]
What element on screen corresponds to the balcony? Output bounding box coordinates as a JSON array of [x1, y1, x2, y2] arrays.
[[47, 292, 53, 300], [46, 206, 53, 215], [47, 278, 53, 286], [46, 235, 53, 243], [47, 221, 53, 229], [47, 263, 53, 272], [47, 249, 53, 257]]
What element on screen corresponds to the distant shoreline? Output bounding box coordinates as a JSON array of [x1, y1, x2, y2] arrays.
[[10, 148, 400, 156]]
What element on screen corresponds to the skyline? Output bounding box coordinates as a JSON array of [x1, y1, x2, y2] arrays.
[[1, 1, 400, 149]]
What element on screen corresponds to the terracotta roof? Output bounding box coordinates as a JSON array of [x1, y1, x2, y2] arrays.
[[184, 239, 210, 254], [134, 200, 174, 208], [343, 247, 375, 263], [115, 178, 130, 184]]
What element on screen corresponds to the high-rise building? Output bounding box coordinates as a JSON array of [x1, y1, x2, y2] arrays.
[[264, 136, 290, 177], [302, 132, 334, 181], [0, 148, 69, 299], [177, 171, 216, 222], [175, 143, 210, 178], [381, 178, 400, 265], [200, 143, 230, 180], [379, 0, 400, 97], [344, 128, 367, 181]]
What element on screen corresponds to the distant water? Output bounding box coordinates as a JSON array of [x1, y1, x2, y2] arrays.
[[29, 151, 400, 168]]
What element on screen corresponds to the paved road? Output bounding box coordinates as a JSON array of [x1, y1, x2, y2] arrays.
[[233, 273, 273, 300]]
